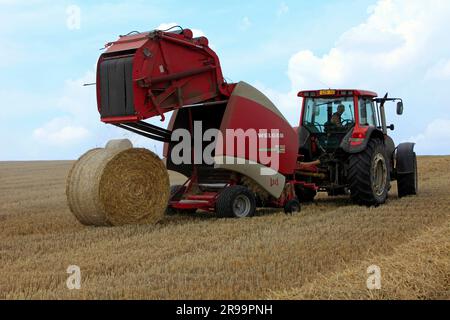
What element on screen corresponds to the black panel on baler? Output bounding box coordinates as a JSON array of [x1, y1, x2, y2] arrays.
[[100, 56, 135, 118], [166, 104, 227, 179]]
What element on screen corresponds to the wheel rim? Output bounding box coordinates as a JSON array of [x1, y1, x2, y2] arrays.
[[233, 195, 251, 217], [372, 153, 387, 197]]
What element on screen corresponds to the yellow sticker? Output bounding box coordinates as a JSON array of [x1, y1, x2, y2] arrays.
[[320, 90, 336, 96]]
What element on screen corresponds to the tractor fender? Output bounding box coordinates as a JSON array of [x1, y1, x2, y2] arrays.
[[340, 127, 385, 154], [396, 143, 416, 175]]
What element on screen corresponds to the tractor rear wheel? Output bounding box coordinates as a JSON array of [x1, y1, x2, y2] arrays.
[[348, 139, 390, 206], [216, 186, 256, 218], [398, 153, 418, 198]]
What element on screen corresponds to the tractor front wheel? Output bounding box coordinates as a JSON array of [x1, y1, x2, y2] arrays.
[[216, 186, 256, 218], [348, 139, 390, 206]]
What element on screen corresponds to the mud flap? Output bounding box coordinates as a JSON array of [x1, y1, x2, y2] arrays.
[[396, 143, 416, 175]]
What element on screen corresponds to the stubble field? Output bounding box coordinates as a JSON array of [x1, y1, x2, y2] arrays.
[[0, 157, 449, 299]]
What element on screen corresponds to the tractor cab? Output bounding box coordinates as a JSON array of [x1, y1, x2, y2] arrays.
[[297, 89, 379, 160]]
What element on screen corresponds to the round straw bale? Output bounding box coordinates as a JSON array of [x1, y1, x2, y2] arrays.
[[66, 148, 111, 226], [105, 139, 133, 152], [66, 147, 170, 226]]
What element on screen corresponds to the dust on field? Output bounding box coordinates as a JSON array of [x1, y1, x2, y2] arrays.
[[0, 157, 449, 299]]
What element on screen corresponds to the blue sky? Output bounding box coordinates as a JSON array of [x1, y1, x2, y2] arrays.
[[1, 0, 450, 160]]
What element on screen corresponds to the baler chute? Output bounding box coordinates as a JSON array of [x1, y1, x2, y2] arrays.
[[96, 27, 234, 124]]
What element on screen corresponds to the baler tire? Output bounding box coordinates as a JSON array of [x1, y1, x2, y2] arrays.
[[216, 186, 256, 218], [166, 185, 196, 216], [348, 139, 390, 206], [284, 199, 301, 214], [397, 153, 418, 198]]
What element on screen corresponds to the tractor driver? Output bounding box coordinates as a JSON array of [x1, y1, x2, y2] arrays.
[[331, 104, 346, 127]]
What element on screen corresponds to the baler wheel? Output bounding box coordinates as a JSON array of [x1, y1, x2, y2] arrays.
[[284, 199, 301, 215], [397, 153, 418, 198], [216, 186, 256, 218], [348, 139, 390, 206]]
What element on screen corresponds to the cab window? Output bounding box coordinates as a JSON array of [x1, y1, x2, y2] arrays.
[[358, 98, 377, 126], [303, 97, 355, 133]]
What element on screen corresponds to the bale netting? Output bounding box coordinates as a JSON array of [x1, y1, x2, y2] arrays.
[[66, 147, 170, 227]]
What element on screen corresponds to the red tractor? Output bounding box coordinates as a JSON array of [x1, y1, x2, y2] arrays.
[[296, 89, 418, 206], [94, 27, 418, 218]]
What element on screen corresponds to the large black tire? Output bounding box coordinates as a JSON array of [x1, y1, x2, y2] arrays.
[[166, 185, 196, 215], [348, 139, 390, 206], [295, 186, 317, 203], [398, 153, 418, 198], [216, 186, 256, 218], [284, 199, 301, 214]]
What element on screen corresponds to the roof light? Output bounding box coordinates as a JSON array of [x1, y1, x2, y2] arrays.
[[319, 90, 336, 96]]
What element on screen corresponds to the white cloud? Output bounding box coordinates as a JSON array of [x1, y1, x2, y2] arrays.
[[30, 68, 111, 151], [0, 40, 23, 67], [277, 2, 289, 17], [57, 69, 97, 119], [283, 0, 445, 90], [31, 66, 174, 158], [254, 81, 300, 121], [409, 119, 450, 155], [33, 117, 90, 146], [239, 16, 252, 30], [256, 0, 450, 155], [425, 59, 450, 80]]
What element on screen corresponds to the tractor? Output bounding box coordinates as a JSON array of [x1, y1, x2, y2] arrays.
[[295, 89, 418, 206]]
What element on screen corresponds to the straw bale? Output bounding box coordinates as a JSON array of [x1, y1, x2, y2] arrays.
[[66, 146, 169, 226]]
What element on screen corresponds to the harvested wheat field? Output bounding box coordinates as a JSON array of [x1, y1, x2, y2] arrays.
[[0, 157, 449, 300]]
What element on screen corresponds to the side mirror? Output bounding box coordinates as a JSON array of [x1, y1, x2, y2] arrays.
[[388, 124, 395, 131], [397, 101, 404, 115]]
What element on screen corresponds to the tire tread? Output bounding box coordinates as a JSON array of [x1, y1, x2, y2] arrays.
[[348, 139, 389, 206], [216, 186, 256, 218]]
